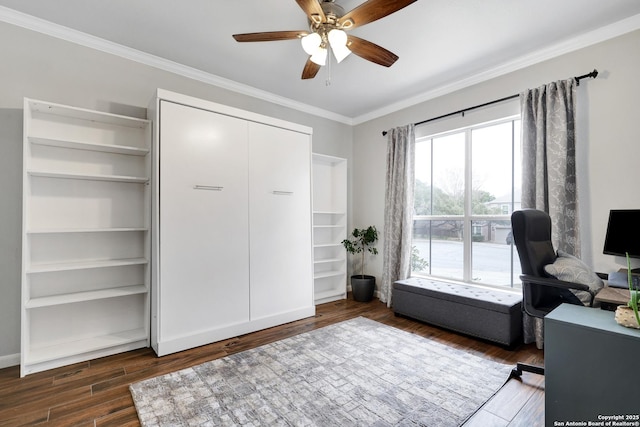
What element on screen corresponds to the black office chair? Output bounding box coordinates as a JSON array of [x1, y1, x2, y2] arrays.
[[510, 209, 597, 377]]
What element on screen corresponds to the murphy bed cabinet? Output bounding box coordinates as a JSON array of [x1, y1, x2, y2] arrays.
[[150, 90, 315, 356], [21, 98, 151, 377], [312, 154, 347, 304]]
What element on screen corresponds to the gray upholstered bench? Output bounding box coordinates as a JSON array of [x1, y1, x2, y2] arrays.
[[393, 278, 523, 347]]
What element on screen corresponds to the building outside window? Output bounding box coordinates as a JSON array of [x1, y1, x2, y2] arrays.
[[411, 117, 522, 288]]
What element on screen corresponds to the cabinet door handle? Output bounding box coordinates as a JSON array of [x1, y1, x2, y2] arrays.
[[194, 185, 223, 191], [272, 191, 293, 196]]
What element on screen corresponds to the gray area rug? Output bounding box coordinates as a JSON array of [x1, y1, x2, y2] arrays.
[[130, 317, 513, 426]]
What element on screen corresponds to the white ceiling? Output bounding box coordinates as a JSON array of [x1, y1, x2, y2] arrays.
[[1, 0, 640, 123]]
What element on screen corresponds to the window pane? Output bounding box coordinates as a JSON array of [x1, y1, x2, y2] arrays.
[[431, 220, 464, 280], [432, 133, 465, 215], [414, 140, 432, 215], [513, 120, 522, 207], [471, 123, 514, 215], [411, 220, 429, 275], [412, 118, 521, 288], [471, 220, 521, 286], [411, 220, 464, 280]]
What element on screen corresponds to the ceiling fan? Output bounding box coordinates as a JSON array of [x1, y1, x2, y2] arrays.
[[232, 0, 417, 79]]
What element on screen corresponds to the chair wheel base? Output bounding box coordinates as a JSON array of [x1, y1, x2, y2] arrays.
[[510, 362, 544, 379]]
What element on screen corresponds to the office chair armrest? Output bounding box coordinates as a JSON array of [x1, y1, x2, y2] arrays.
[[519, 274, 594, 294], [519, 274, 597, 315]]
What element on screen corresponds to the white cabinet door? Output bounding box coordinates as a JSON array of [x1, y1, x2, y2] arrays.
[[158, 101, 250, 343], [248, 122, 313, 320]]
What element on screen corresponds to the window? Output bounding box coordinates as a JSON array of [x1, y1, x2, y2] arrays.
[[411, 117, 522, 288]]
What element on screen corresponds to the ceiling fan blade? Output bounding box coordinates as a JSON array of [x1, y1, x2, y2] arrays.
[[338, 0, 417, 29], [295, 0, 326, 24], [301, 58, 321, 79], [233, 31, 307, 42], [347, 35, 398, 67]]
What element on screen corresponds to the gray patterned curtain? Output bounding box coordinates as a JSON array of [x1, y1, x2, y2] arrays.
[[520, 77, 578, 347], [521, 77, 579, 255], [381, 124, 415, 307]]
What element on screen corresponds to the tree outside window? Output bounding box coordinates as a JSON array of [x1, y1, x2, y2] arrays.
[[412, 118, 522, 288]]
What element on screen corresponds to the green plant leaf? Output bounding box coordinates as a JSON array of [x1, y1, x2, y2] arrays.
[[342, 226, 378, 276], [626, 252, 640, 325]]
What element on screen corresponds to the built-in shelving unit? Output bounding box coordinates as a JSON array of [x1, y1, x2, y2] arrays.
[[312, 154, 347, 304], [27, 170, 149, 183], [21, 98, 151, 377], [29, 136, 150, 156]]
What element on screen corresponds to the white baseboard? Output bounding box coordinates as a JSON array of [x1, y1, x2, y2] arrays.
[[0, 353, 19, 370], [154, 306, 316, 357]]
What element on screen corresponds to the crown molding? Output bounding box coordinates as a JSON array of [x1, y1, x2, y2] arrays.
[[352, 13, 640, 125], [0, 6, 353, 125], [2, 6, 639, 127]]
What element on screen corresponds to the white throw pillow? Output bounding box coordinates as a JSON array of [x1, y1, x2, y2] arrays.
[[544, 250, 604, 305]]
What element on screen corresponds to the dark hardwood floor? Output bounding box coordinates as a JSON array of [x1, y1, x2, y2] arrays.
[[0, 297, 544, 426]]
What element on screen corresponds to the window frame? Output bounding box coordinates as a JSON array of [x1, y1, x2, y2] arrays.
[[412, 115, 520, 287]]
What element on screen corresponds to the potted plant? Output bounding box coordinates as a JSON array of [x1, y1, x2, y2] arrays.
[[342, 226, 378, 302], [614, 252, 640, 329]]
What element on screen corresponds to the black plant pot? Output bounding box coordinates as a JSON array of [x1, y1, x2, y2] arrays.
[[351, 275, 375, 302]]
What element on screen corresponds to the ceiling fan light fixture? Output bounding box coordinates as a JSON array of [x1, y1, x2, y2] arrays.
[[301, 32, 322, 55], [339, 18, 354, 29], [310, 47, 328, 66], [310, 13, 323, 25], [332, 44, 351, 63], [328, 29, 350, 63], [233, 0, 414, 79]]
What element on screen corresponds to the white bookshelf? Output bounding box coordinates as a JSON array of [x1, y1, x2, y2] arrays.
[[27, 258, 149, 273], [21, 98, 151, 377], [312, 154, 347, 304], [25, 285, 148, 309], [27, 170, 149, 183], [27, 328, 148, 367], [29, 136, 150, 156]]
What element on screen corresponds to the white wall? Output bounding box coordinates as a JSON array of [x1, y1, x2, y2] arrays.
[[0, 21, 353, 364], [352, 30, 640, 286], [2, 18, 638, 366]]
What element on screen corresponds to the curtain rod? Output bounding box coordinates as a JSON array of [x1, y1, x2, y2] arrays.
[[381, 69, 598, 136]]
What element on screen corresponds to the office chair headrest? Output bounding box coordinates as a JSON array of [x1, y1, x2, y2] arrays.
[[511, 209, 556, 277]]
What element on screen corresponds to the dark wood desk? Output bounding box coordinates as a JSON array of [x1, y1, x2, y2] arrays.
[[595, 286, 630, 311]]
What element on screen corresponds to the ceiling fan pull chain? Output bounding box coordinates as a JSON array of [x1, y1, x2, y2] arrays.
[[326, 51, 332, 86]]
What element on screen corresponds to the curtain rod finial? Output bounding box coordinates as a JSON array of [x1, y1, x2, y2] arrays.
[[575, 68, 598, 85]]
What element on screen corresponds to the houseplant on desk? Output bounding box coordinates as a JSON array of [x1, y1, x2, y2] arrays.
[[342, 226, 378, 302], [614, 253, 640, 329]]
